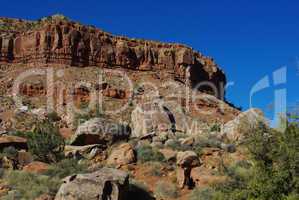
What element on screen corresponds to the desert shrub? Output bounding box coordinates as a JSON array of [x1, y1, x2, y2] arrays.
[[188, 188, 216, 200], [165, 139, 191, 151], [27, 120, 65, 163], [154, 181, 178, 199], [44, 159, 88, 179], [2, 171, 60, 200], [46, 111, 61, 122], [145, 162, 164, 177], [210, 123, 221, 132], [211, 119, 299, 200], [136, 145, 165, 163]]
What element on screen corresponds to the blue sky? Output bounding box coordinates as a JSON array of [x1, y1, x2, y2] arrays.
[[2, 0, 299, 121]]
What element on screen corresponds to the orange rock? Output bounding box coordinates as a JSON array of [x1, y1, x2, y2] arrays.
[[23, 161, 49, 174]]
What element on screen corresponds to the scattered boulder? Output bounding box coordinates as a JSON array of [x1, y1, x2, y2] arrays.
[[107, 143, 136, 166], [55, 168, 129, 200], [69, 118, 130, 146], [176, 151, 200, 168], [17, 150, 33, 167], [159, 148, 177, 162], [0, 135, 27, 150], [179, 136, 195, 147], [23, 161, 49, 173]]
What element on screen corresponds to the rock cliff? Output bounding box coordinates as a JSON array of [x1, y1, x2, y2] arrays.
[[0, 15, 226, 97]]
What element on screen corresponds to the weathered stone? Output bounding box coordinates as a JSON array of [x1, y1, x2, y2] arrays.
[[0, 135, 27, 150], [17, 150, 33, 167], [179, 136, 195, 146], [64, 144, 103, 159], [176, 151, 200, 168], [107, 143, 136, 166], [55, 168, 129, 200], [159, 148, 177, 162], [69, 118, 130, 146], [176, 151, 200, 189]]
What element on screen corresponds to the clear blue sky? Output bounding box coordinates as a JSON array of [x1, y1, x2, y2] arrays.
[[2, 0, 299, 120]]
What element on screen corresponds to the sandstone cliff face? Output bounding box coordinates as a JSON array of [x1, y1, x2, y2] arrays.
[[0, 16, 226, 98]]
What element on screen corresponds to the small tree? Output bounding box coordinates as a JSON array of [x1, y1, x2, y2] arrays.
[[27, 120, 65, 163]]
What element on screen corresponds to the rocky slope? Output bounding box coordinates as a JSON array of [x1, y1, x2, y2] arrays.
[[0, 15, 267, 200]]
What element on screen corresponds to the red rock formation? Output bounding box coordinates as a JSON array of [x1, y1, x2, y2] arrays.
[[0, 16, 226, 98]]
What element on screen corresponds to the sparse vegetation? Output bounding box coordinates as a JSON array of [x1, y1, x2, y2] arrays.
[[154, 181, 178, 199], [210, 123, 221, 132], [136, 145, 165, 163], [1, 171, 61, 200], [205, 118, 299, 200], [145, 162, 165, 177], [26, 120, 65, 163], [43, 159, 88, 179]]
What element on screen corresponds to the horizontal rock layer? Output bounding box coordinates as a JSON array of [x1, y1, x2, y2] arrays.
[[0, 17, 226, 97]]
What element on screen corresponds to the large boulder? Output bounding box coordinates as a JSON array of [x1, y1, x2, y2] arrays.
[[55, 168, 129, 200], [0, 135, 27, 150], [176, 151, 200, 189], [69, 118, 131, 146], [222, 108, 267, 142], [107, 143, 136, 167], [176, 151, 200, 168], [131, 101, 192, 138]]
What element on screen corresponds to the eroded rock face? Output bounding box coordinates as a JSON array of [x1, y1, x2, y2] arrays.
[[55, 167, 129, 200], [69, 118, 131, 146], [0, 17, 226, 98]]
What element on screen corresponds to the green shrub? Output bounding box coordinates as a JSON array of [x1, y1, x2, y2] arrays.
[[27, 120, 65, 163], [44, 159, 88, 179], [145, 162, 164, 177], [136, 145, 165, 163], [154, 181, 178, 199], [165, 139, 190, 151], [188, 188, 214, 200], [210, 123, 221, 132], [211, 120, 299, 200], [46, 111, 61, 122], [2, 171, 60, 200], [1, 146, 18, 159]]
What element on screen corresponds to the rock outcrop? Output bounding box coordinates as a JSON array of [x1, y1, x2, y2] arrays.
[[107, 143, 136, 167], [176, 151, 200, 188], [0, 16, 226, 98], [55, 167, 129, 200], [69, 118, 130, 146]]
